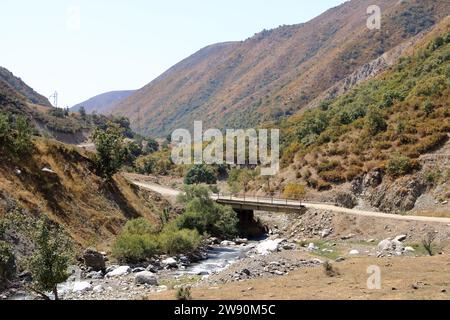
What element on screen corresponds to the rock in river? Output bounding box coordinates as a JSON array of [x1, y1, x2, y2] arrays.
[[106, 266, 131, 277], [135, 271, 158, 286]]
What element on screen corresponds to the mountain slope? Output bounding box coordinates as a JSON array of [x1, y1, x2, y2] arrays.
[[71, 90, 135, 114], [111, 0, 450, 136], [260, 20, 450, 214], [0, 66, 52, 107]]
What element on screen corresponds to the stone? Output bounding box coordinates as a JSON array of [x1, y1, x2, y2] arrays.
[[394, 235, 407, 242], [93, 285, 104, 293], [274, 270, 284, 276], [235, 238, 248, 244], [256, 239, 283, 255], [83, 249, 106, 271], [162, 258, 178, 267], [73, 281, 92, 293], [321, 229, 332, 238], [367, 239, 376, 243], [404, 246, 415, 252], [392, 240, 404, 252], [106, 265, 119, 273], [349, 250, 360, 255], [241, 269, 251, 276], [378, 239, 394, 252], [132, 267, 146, 273], [307, 243, 318, 252], [86, 271, 103, 279], [135, 271, 158, 286], [220, 240, 236, 246], [281, 243, 296, 250], [335, 257, 346, 263], [106, 266, 131, 277]]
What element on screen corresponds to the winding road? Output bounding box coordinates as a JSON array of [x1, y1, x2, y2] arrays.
[[129, 177, 450, 225]]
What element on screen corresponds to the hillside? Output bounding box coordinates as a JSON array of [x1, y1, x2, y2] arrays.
[[71, 90, 135, 114], [0, 67, 52, 107], [0, 137, 170, 252], [110, 0, 450, 136], [250, 20, 450, 214]]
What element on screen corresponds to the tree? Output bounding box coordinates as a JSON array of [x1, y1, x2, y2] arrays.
[[79, 106, 87, 120], [92, 123, 127, 178], [28, 219, 73, 300], [177, 185, 238, 239], [184, 165, 217, 185]]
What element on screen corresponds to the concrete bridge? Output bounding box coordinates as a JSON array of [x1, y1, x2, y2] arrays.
[[211, 194, 306, 214], [128, 175, 450, 225]]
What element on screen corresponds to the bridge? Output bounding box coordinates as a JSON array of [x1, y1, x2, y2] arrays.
[[128, 175, 450, 225], [211, 194, 306, 214]]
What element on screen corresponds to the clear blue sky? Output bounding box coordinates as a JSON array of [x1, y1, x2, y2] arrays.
[[1, 0, 345, 107]]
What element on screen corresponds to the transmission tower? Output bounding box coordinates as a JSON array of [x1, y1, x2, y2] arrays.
[[49, 91, 58, 108]]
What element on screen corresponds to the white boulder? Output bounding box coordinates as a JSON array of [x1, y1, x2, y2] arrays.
[[72, 281, 92, 293], [106, 266, 131, 277], [349, 250, 360, 255], [256, 239, 283, 255], [162, 258, 178, 267], [307, 243, 319, 252]]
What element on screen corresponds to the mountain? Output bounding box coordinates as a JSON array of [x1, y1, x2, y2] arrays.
[[0, 66, 52, 107], [261, 19, 450, 214], [71, 90, 135, 114], [110, 0, 450, 136]]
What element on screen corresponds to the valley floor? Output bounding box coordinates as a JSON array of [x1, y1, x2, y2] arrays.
[[149, 255, 450, 300]]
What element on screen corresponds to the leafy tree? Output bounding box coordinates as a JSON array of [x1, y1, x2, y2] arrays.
[[92, 123, 127, 178], [78, 106, 87, 120], [12, 116, 33, 154], [28, 219, 73, 300], [177, 185, 238, 238], [184, 164, 217, 185]]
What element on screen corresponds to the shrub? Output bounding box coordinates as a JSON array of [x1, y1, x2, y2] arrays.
[[0, 241, 15, 291], [184, 164, 217, 185], [112, 233, 159, 263], [422, 231, 436, 256], [386, 154, 420, 177], [318, 170, 346, 183], [415, 134, 448, 154], [283, 183, 306, 199], [176, 286, 192, 301], [365, 107, 387, 135], [112, 219, 159, 263], [158, 228, 201, 255], [122, 218, 157, 236]]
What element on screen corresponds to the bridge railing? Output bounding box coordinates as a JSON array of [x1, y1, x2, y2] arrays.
[[212, 193, 304, 207]]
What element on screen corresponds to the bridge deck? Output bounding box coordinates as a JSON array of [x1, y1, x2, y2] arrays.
[[212, 194, 306, 213]]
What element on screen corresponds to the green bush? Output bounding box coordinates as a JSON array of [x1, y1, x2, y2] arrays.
[[112, 218, 160, 263], [0, 241, 15, 290], [184, 164, 217, 185], [386, 154, 420, 177], [112, 233, 159, 263], [158, 228, 201, 255]]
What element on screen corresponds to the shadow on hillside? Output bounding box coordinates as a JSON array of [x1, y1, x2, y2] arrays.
[[103, 180, 140, 220]]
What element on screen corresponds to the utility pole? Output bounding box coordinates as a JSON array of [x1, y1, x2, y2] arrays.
[[49, 91, 58, 108]]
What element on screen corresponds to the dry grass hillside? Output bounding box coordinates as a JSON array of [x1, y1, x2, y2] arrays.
[[0, 67, 52, 107], [0, 138, 170, 250], [110, 0, 450, 136], [244, 20, 450, 214]]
